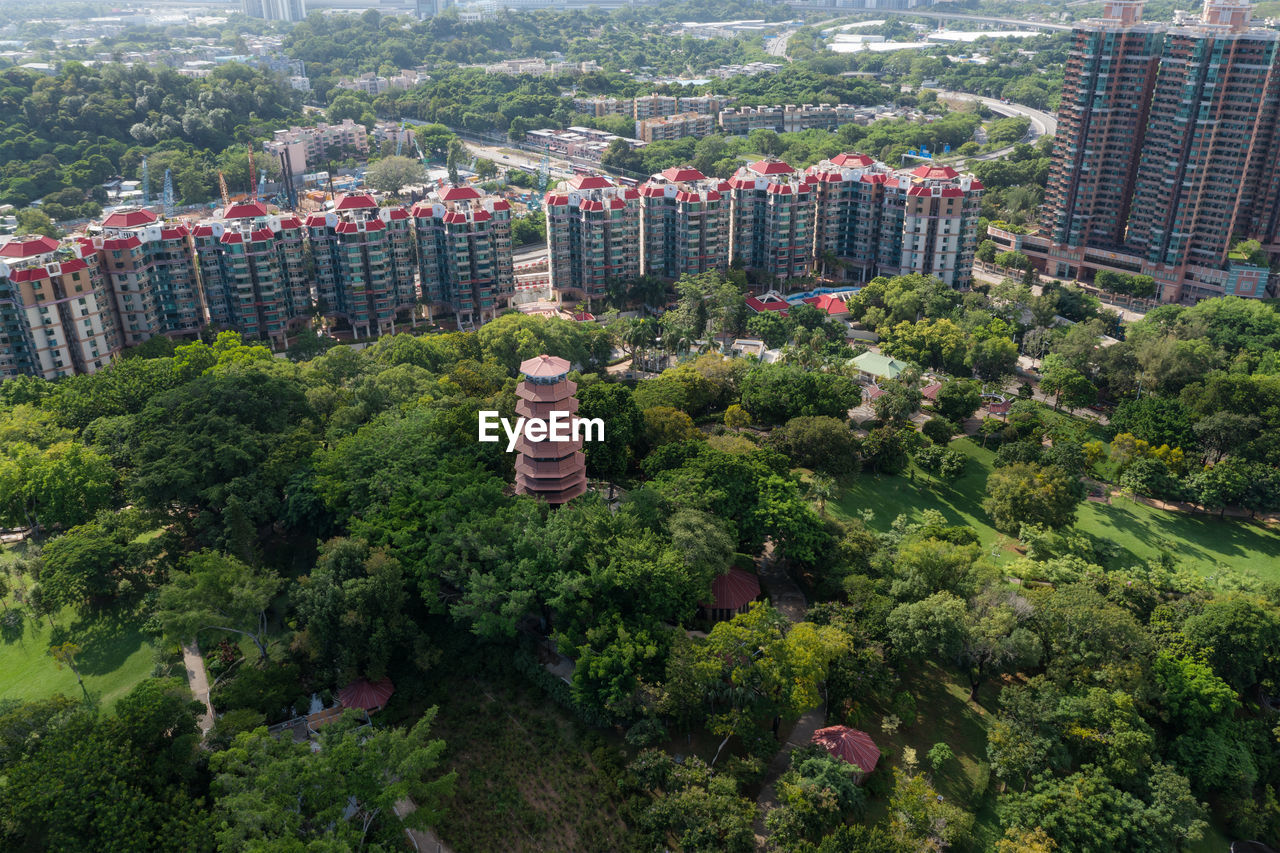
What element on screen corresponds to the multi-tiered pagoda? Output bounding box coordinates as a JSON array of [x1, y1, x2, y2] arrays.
[[513, 354, 587, 505]]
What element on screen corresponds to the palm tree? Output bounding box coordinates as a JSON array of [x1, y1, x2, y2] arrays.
[[808, 473, 837, 518]]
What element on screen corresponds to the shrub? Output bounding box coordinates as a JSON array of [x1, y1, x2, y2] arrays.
[[921, 417, 955, 444]]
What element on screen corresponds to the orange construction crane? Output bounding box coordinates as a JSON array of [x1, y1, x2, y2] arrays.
[[218, 172, 231, 209]]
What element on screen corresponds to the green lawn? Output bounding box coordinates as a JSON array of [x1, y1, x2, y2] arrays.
[[0, 603, 158, 711], [830, 437, 1280, 583], [858, 663, 1001, 848]]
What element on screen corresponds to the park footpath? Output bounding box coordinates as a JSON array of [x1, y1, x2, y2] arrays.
[[752, 543, 827, 850], [182, 641, 215, 737]]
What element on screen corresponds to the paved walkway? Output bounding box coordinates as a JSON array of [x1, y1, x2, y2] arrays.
[[752, 542, 826, 849], [394, 800, 456, 853], [181, 641, 215, 737]]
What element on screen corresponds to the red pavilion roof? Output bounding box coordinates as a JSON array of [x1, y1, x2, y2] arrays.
[[812, 726, 880, 774]]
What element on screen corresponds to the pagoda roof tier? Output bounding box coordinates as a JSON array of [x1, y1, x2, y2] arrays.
[[515, 398, 580, 420], [516, 452, 586, 480], [515, 478, 588, 505], [519, 353, 572, 380], [516, 379, 578, 402], [513, 433, 583, 457]]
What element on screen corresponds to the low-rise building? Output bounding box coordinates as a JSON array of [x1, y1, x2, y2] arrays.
[[263, 120, 369, 173], [635, 112, 716, 143]]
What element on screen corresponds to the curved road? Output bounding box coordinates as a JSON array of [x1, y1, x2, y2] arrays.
[[936, 91, 1058, 161]]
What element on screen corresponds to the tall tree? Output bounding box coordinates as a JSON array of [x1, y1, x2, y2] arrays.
[[157, 551, 282, 660], [210, 710, 456, 850]]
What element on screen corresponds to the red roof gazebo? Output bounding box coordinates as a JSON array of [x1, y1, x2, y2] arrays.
[[702, 567, 761, 622], [338, 677, 395, 713], [812, 726, 880, 782]]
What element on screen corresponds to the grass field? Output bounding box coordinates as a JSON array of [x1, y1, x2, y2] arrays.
[[0, 602, 157, 711], [858, 663, 1002, 848], [829, 437, 1280, 583], [1, 541, 160, 711]]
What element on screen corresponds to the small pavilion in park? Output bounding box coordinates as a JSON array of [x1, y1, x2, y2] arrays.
[[701, 567, 762, 622], [513, 354, 588, 505], [812, 725, 881, 784], [298, 677, 396, 738]]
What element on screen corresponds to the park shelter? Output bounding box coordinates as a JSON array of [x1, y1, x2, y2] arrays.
[[339, 677, 395, 713], [851, 351, 909, 381], [702, 567, 761, 622], [812, 726, 880, 783]]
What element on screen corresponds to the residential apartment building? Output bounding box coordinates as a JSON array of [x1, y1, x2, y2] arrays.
[[373, 121, 416, 153], [727, 160, 815, 282], [306, 194, 417, 338], [1042, 0, 1163, 250], [572, 97, 631, 117], [337, 70, 420, 96], [242, 0, 306, 22], [676, 95, 732, 115], [413, 185, 515, 326], [192, 201, 311, 347], [805, 156, 983, 287], [83, 207, 203, 344], [633, 95, 678, 121], [886, 164, 984, 287], [638, 166, 731, 279], [545, 175, 640, 303], [1034, 0, 1280, 301], [806, 152, 897, 282], [264, 120, 369, 174], [717, 103, 860, 135], [635, 113, 716, 143], [0, 235, 119, 378]]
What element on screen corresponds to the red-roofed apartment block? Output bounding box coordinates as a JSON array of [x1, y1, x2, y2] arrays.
[[412, 184, 515, 326], [0, 234, 119, 378], [637, 166, 730, 279], [192, 203, 312, 347], [545, 175, 640, 305], [307, 198, 417, 338]]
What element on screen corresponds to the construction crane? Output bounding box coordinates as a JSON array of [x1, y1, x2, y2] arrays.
[[162, 169, 174, 218], [247, 143, 258, 202], [218, 172, 231, 209], [141, 156, 150, 207], [395, 120, 409, 158], [536, 151, 551, 193]]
